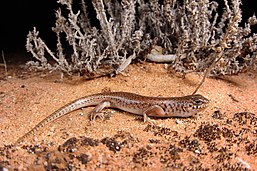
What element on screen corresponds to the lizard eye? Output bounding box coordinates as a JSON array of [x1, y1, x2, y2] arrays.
[[194, 99, 203, 104]]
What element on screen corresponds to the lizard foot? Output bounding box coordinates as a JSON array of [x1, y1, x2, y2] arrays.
[[89, 111, 111, 121], [143, 113, 156, 126]]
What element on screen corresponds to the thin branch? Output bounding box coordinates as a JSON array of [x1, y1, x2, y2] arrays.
[[1, 50, 8, 78], [192, 52, 224, 95]]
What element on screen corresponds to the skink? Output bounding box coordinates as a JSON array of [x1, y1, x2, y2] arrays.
[[15, 92, 209, 144]]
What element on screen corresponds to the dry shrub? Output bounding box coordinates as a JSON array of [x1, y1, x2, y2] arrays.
[[26, 0, 257, 78]]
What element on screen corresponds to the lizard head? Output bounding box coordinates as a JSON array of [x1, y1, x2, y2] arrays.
[[189, 94, 209, 109], [177, 94, 209, 117]]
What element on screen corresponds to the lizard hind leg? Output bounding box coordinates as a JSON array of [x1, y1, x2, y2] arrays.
[[89, 101, 111, 121]]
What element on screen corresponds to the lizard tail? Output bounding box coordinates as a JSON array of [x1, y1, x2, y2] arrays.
[[14, 96, 96, 145]]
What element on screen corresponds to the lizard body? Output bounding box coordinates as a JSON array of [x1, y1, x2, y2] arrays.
[[15, 92, 209, 144]]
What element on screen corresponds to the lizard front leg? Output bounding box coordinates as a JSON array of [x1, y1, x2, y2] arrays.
[[89, 101, 111, 121]]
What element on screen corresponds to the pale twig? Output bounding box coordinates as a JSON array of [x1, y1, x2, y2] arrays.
[[115, 53, 136, 75], [146, 54, 176, 63], [192, 52, 224, 95], [1, 50, 8, 77]]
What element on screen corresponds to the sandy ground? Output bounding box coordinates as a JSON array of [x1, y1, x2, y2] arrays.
[[0, 61, 257, 170]]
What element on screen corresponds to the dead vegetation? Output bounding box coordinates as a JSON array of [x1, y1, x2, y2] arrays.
[[26, 0, 257, 78]]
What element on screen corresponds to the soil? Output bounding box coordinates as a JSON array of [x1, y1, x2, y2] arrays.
[[0, 60, 257, 170]]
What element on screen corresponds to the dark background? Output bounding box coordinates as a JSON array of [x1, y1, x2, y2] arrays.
[[0, 0, 256, 62]]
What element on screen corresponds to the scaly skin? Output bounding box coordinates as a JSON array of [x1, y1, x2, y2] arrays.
[[15, 92, 209, 144]]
